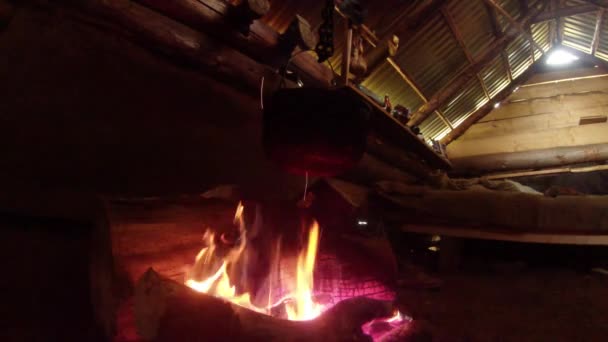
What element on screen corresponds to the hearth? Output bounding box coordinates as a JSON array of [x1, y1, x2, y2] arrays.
[[101, 188, 411, 341]]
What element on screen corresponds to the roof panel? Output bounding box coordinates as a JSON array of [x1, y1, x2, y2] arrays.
[[531, 21, 552, 60], [480, 55, 510, 98], [395, 15, 469, 98], [495, 0, 523, 32], [506, 35, 533, 79], [596, 12, 608, 61], [440, 79, 489, 127], [361, 61, 424, 112], [419, 112, 451, 142], [562, 11, 598, 54], [446, 0, 496, 60]]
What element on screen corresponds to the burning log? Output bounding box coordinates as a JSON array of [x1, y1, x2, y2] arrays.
[[135, 268, 396, 341]]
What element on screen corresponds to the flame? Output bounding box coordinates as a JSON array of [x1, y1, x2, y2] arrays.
[[185, 202, 325, 320], [285, 221, 323, 320]]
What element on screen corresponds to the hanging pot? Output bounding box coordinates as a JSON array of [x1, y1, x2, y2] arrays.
[[263, 87, 371, 176]]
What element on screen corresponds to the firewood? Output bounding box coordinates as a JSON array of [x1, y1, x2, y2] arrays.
[[135, 268, 395, 341]]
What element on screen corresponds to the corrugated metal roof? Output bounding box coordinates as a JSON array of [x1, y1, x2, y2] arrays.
[[440, 78, 489, 128], [505, 35, 533, 78], [562, 1, 598, 54], [395, 15, 468, 98], [447, 0, 496, 60], [531, 21, 552, 60], [361, 61, 424, 112], [419, 112, 451, 142], [480, 55, 510, 98], [595, 12, 608, 61], [495, 0, 523, 32]]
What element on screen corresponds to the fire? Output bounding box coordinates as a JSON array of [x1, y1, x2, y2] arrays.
[[185, 202, 325, 320]]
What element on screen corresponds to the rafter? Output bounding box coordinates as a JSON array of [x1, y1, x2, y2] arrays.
[[441, 7, 492, 100], [483, 0, 547, 56], [408, 2, 546, 127], [591, 8, 605, 55], [440, 65, 537, 145], [484, 2, 514, 82]]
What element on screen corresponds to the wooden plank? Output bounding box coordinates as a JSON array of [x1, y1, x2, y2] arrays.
[[346, 85, 452, 170], [484, 164, 608, 180], [133, 0, 333, 87], [449, 142, 608, 173], [401, 224, 608, 245]]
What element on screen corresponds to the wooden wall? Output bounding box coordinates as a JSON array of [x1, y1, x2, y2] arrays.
[[447, 68, 608, 173], [0, 6, 307, 202]]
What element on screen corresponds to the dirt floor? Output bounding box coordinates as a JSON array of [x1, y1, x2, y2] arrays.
[[394, 237, 608, 342]]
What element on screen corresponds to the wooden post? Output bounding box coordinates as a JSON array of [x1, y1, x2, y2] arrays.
[[342, 20, 353, 86]]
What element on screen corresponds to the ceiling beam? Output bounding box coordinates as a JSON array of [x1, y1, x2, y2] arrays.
[[441, 7, 492, 100], [532, 4, 598, 23], [408, 2, 545, 127], [591, 8, 605, 55], [440, 65, 537, 145], [483, 0, 547, 56]]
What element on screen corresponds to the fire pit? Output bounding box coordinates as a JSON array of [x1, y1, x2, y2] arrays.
[[104, 191, 413, 341]]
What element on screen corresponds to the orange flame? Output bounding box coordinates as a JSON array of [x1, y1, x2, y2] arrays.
[[185, 202, 325, 320]]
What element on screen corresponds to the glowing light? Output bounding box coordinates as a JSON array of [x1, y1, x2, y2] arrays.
[[494, 102, 500, 109], [546, 49, 579, 66], [358, 220, 368, 226]]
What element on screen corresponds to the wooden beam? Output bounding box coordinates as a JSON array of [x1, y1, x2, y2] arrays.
[[483, 0, 546, 56], [592, 8, 605, 55], [386, 57, 428, 103], [484, 164, 608, 180], [347, 85, 452, 170], [532, 4, 598, 23], [441, 65, 536, 145], [450, 143, 608, 173], [401, 224, 608, 245], [484, 1, 515, 82], [408, 2, 545, 127], [361, 35, 399, 77], [132, 0, 332, 87], [442, 7, 491, 100]]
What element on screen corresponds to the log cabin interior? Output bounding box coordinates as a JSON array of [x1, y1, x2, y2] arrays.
[[1, 0, 608, 341]]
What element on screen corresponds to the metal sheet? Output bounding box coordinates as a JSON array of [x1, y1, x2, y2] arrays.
[[531, 21, 552, 60], [440, 78, 488, 128], [480, 55, 510, 98], [395, 15, 469, 98], [446, 0, 496, 60], [361, 61, 424, 113], [596, 12, 608, 61], [419, 112, 451, 142], [506, 35, 533, 79], [562, 7, 598, 54]]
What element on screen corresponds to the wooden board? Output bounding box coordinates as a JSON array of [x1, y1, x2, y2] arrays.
[[346, 85, 452, 170], [401, 224, 608, 245]]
